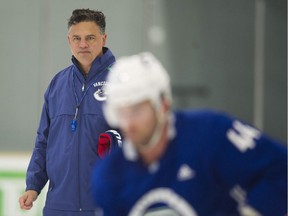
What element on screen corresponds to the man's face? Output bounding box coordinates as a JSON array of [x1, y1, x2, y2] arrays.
[[68, 21, 107, 73], [117, 101, 158, 149]]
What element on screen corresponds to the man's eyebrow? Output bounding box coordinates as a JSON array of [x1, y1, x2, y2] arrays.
[[72, 34, 96, 37]]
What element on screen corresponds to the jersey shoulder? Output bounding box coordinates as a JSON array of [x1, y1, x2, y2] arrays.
[[173, 109, 233, 132]]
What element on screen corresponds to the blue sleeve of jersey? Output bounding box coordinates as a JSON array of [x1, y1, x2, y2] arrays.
[[212, 113, 287, 216], [92, 155, 125, 216], [25, 88, 51, 194]]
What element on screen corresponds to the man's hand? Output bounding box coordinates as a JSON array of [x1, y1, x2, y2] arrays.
[[19, 190, 38, 210]]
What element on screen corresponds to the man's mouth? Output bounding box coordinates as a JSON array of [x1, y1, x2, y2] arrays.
[[78, 51, 90, 54]]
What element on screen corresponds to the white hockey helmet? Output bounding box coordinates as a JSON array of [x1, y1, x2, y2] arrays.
[[103, 52, 172, 127]]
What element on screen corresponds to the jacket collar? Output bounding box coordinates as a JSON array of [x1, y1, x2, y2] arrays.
[[72, 47, 115, 83]]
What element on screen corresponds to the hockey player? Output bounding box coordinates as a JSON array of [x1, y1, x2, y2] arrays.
[[92, 52, 287, 216]]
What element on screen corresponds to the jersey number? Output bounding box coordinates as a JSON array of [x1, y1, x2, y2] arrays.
[[227, 120, 261, 152]]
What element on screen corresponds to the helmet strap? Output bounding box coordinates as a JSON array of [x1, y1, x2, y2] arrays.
[[139, 99, 168, 152]]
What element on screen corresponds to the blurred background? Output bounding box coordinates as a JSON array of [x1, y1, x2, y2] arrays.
[[0, 0, 286, 151], [0, 0, 286, 215]]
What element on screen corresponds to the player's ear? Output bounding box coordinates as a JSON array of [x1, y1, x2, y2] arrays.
[[160, 94, 170, 113]]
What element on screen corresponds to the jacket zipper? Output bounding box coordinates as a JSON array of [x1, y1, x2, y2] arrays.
[[78, 83, 85, 211]]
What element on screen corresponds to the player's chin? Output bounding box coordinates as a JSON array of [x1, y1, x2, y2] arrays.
[[128, 137, 143, 147], [134, 138, 151, 149]]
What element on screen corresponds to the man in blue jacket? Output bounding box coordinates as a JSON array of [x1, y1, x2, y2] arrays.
[[19, 9, 119, 216], [92, 52, 287, 216]]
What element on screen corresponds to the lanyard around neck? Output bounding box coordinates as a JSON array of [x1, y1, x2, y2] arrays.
[[70, 64, 113, 132]]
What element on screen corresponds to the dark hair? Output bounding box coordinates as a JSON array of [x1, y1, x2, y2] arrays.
[[68, 9, 106, 34]]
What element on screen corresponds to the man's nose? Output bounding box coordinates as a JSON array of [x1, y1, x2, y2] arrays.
[[79, 39, 88, 48]]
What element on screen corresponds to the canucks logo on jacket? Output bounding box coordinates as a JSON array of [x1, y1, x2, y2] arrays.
[[93, 81, 108, 101]]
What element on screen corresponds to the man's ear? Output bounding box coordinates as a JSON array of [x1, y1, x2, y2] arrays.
[[67, 35, 72, 45], [102, 34, 107, 46]]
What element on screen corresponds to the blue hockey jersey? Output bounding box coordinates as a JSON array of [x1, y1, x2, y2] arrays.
[[26, 47, 116, 214], [92, 110, 287, 216]]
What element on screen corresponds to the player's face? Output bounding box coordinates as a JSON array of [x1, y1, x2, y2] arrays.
[[117, 101, 158, 149], [68, 21, 107, 73]]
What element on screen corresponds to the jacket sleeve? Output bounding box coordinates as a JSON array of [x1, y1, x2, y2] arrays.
[[25, 86, 51, 194], [212, 114, 287, 216]]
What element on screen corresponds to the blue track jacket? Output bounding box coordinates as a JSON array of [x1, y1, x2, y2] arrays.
[[26, 47, 115, 213]]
